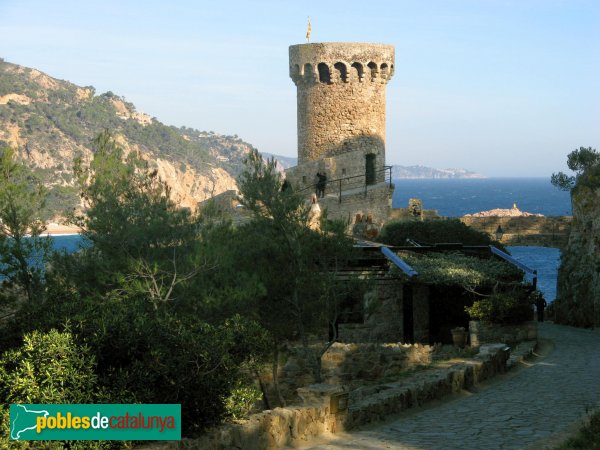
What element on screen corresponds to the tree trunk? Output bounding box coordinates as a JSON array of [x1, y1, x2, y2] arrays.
[[272, 344, 286, 407], [254, 369, 271, 410]]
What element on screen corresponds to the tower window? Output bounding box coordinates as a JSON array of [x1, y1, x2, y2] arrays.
[[367, 62, 378, 80], [351, 62, 364, 81], [334, 62, 348, 82], [318, 63, 331, 83], [365, 154, 376, 185], [380, 63, 389, 78]]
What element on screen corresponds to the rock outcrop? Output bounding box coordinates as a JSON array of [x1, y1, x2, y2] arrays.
[[555, 185, 600, 327], [464, 204, 543, 217]]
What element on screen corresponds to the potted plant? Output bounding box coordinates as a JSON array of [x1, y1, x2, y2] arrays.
[[451, 326, 468, 348]]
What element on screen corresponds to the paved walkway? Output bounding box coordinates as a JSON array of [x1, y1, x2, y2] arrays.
[[297, 323, 600, 450]]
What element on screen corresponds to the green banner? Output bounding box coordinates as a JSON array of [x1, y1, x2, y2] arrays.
[[9, 404, 181, 441]]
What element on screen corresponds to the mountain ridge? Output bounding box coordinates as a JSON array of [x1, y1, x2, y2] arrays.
[[0, 57, 272, 218]]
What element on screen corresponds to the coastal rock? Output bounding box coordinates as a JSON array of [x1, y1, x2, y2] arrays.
[[463, 204, 543, 217], [554, 185, 600, 327]]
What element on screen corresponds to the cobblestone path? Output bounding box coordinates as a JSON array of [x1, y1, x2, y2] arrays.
[[298, 323, 600, 450]]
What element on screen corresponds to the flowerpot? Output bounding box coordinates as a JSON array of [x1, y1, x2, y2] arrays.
[[451, 329, 468, 348]]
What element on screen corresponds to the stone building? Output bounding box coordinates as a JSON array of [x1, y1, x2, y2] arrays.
[[284, 42, 395, 227]]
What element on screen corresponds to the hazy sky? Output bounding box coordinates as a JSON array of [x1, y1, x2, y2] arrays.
[[1, 0, 598, 176]]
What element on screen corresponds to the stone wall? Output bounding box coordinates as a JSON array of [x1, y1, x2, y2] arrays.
[[285, 148, 387, 194], [278, 343, 436, 393], [338, 280, 404, 343], [554, 185, 600, 327], [333, 282, 431, 345], [460, 216, 572, 247], [161, 344, 510, 450], [468, 320, 537, 347], [315, 182, 393, 228]]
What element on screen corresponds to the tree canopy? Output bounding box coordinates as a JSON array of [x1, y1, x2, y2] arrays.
[[551, 146, 600, 192]]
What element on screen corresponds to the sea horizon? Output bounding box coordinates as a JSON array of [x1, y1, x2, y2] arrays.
[[392, 177, 572, 218]]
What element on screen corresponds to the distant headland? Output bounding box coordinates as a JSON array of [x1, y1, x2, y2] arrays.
[[391, 165, 486, 179]]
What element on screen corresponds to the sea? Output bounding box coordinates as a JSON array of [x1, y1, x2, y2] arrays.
[[42, 178, 567, 302], [392, 177, 572, 217]]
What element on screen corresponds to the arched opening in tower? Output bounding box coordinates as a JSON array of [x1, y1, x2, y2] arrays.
[[366, 153, 376, 185], [318, 63, 330, 83], [334, 62, 348, 82], [367, 62, 378, 80], [380, 63, 389, 79], [351, 62, 364, 81]]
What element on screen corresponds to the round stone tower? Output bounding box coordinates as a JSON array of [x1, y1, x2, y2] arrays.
[[289, 43, 395, 167]]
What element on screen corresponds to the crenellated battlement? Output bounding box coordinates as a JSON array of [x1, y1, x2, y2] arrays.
[[289, 43, 395, 86]]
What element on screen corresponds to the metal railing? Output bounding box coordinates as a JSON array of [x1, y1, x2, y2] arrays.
[[300, 165, 393, 203]]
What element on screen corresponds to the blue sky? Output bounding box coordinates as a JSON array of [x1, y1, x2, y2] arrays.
[[1, 0, 598, 176]]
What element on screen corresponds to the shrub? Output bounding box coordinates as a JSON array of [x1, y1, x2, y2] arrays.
[[0, 329, 105, 404], [83, 304, 270, 435], [466, 291, 534, 324], [224, 382, 263, 421], [377, 218, 502, 248], [0, 329, 115, 449]]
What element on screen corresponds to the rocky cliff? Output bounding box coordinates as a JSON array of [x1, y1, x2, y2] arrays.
[[555, 185, 600, 327], [0, 58, 271, 218]]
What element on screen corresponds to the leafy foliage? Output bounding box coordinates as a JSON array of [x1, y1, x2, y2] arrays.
[[236, 149, 359, 385], [377, 218, 502, 248], [551, 146, 600, 192], [0, 329, 115, 450], [0, 329, 105, 404], [0, 146, 51, 303], [73, 130, 200, 302], [465, 291, 535, 324], [224, 382, 263, 421], [395, 252, 523, 287]]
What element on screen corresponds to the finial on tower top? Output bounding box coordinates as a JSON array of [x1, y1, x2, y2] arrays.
[[306, 16, 311, 43]]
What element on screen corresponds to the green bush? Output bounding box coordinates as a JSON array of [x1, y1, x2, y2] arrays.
[[0, 329, 104, 404], [82, 302, 269, 435], [0, 329, 116, 449], [377, 218, 503, 248], [466, 291, 534, 324], [224, 382, 263, 420]]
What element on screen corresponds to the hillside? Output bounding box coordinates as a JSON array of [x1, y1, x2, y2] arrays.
[[391, 165, 486, 179], [0, 58, 267, 218]]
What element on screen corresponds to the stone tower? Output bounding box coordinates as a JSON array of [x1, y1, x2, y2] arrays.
[[286, 42, 395, 226], [289, 43, 394, 168]]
